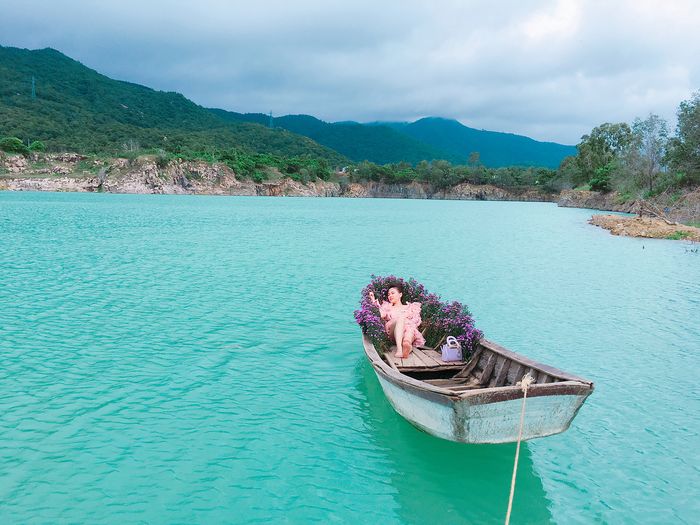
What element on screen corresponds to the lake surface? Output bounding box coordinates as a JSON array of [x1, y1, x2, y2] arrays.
[[1, 192, 698, 524]]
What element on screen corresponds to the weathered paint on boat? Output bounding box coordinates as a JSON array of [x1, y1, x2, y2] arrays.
[[363, 334, 593, 444]]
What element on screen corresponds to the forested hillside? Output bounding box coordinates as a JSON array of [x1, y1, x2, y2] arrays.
[[211, 110, 576, 168], [0, 45, 586, 171], [209, 110, 450, 164], [0, 46, 344, 162]]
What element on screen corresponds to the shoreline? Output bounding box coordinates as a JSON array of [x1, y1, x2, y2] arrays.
[[0, 153, 558, 201], [588, 215, 700, 242], [2, 153, 699, 241]]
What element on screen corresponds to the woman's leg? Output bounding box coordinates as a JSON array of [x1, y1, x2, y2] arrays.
[[393, 317, 405, 357], [401, 330, 416, 358]]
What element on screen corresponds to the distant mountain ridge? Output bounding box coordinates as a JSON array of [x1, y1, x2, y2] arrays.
[[209, 109, 450, 165], [211, 111, 575, 168], [396, 117, 576, 168], [1, 45, 574, 168]]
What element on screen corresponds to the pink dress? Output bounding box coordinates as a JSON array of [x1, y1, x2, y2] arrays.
[[379, 301, 425, 347]]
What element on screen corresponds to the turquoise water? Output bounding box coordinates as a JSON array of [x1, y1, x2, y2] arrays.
[[1, 192, 698, 524]]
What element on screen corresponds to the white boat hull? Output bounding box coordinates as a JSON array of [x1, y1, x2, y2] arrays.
[[363, 334, 593, 444], [376, 373, 589, 444]]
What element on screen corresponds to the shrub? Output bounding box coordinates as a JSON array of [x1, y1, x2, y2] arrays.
[[354, 275, 482, 356], [284, 159, 302, 174], [666, 231, 691, 240], [0, 137, 29, 156], [155, 151, 170, 169], [615, 191, 634, 204], [28, 140, 46, 152], [589, 163, 613, 192]]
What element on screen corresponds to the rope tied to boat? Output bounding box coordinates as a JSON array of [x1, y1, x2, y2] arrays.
[[505, 373, 535, 525]]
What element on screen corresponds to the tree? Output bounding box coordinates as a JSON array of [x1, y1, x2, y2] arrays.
[[428, 160, 458, 189], [576, 122, 633, 185], [631, 113, 669, 193], [415, 160, 431, 182], [589, 162, 615, 192], [667, 91, 700, 185], [29, 140, 46, 152], [557, 155, 583, 188], [0, 137, 30, 156], [312, 158, 331, 180], [390, 161, 414, 183], [122, 138, 140, 153]]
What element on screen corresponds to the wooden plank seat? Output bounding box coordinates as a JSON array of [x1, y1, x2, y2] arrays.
[[423, 377, 482, 392], [387, 345, 468, 370]]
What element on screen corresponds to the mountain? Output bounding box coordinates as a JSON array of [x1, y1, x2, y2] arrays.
[[1, 45, 574, 168], [0, 46, 345, 162], [392, 117, 576, 168], [209, 110, 450, 165], [214, 110, 575, 168]]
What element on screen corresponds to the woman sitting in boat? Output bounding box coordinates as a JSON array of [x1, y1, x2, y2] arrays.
[[368, 283, 425, 359]]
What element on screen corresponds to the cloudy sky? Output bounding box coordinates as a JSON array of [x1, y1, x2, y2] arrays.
[[2, 0, 699, 144]]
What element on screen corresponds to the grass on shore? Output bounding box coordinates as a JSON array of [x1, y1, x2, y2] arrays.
[[667, 231, 692, 240]]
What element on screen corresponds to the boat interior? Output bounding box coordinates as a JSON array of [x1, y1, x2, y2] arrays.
[[382, 343, 564, 393]]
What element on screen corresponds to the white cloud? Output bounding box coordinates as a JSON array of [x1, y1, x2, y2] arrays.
[[1, 0, 698, 143], [521, 0, 581, 41]]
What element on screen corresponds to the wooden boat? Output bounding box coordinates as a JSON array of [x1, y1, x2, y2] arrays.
[[362, 334, 594, 444]]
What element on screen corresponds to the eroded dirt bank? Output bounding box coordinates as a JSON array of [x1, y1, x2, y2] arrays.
[[559, 189, 700, 225], [0, 153, 556, 202], [588, 215, 700, 242]]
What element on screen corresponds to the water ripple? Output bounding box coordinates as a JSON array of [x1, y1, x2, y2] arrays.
[[0, 193, 698, 523]]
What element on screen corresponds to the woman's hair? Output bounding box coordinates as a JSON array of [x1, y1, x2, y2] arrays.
[[387, 281, 404, 298]]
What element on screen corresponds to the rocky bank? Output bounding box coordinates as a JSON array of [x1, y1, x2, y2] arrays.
[[589, 215, 700, 242], [559, 188, 700, 225], [1, 153, 699, 228], [0, 153, 556, 202]]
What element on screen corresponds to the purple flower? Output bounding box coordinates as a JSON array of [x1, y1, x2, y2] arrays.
[[354, 275, 483, 355]]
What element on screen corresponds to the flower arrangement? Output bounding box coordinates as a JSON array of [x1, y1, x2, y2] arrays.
[[354, 275, 483, 357]]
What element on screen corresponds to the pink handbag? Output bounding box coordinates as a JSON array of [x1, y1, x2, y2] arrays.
[[441, 336, 462, 362]]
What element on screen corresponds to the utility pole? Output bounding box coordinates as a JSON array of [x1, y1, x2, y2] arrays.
[[269, 111, 273, 128], [31, 76, 36, 100]]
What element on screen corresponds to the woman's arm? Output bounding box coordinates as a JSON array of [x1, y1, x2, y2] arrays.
[[379, 302, 391, 320], [370, 293, 392, 321]]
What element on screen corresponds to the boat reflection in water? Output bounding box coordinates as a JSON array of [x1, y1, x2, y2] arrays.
[[356, 360, 554, 525]]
